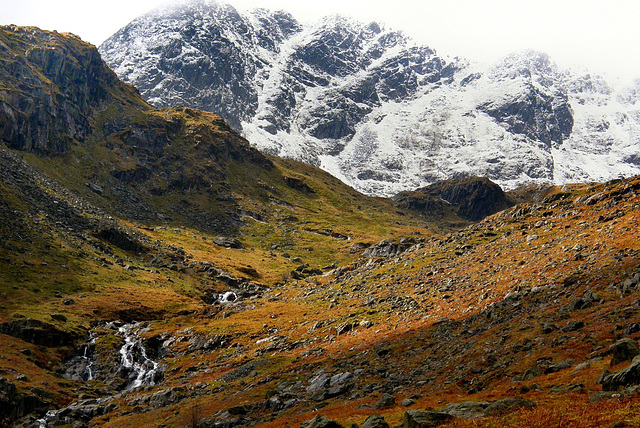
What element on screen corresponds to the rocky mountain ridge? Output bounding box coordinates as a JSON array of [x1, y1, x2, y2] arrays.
[[100, 0, 640, 196]]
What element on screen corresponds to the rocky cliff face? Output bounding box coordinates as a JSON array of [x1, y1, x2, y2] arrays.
[[0, 26, 145, 155], [100, 1, 640, 196]]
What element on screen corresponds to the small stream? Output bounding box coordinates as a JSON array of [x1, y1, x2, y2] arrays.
[[80, 332, 96, 381], [36, 323, 161, 427], [118, 322, 161, 390]]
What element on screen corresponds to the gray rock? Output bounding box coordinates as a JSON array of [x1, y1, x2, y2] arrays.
[[568, 297, 591, 311], [562, 320, 584, 332], [300, 415, 344, 428], [402, 409, 452, 428], [544, 359, 573, 374], [573, 362, 590, 372], [400, 398, 416, 407], [373, 393, 396, 409], [361, 414, 389, 428], [364, 239, 415, 258], [307, 373, 330, 392], [86, 182, 104, 195], [610, 339, 640, 366], [601, 358, 640, 391], [441, 401, 490, 419], [482, 397, 536, 417], [522, 365, 542, 381], [228, 404, 249, 415], [330, 372, 351, 386], [213, 236, 245, 249], [148, 387, 185, 409], [51, 314, 68, 322], [541, 323, 557, 334], [589, 391, 622, 403]]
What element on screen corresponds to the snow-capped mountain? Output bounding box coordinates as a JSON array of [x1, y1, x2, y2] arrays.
[[99, 0, 640, 196]]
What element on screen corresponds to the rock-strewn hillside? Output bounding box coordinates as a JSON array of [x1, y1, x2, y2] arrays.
[[100, 0, 640, 196]]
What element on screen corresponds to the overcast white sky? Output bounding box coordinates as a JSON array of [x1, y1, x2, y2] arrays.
[[1, 0, 639, 81]]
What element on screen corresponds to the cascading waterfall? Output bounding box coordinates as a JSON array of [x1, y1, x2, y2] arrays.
[[118, 323, 160, 389], [218, 291, 237, 303], [80, 332, 96, 381], [37, 410, 58, 428]]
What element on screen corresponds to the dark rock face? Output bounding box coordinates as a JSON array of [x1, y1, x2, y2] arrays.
[[0, 25, 132, 155], [610, 339, 640, 366], [0, 25, 277, 235], [478, 51, 574, 147], [396, 177, 515, 222], [601, 358, 640, 391], [94, 227, 147, 253], [0, 376, 49, 426], [100, 1, 301, 130], [0, 319, 78, 347], [283, 176, 315, 194], [479, 86, 573, 146]]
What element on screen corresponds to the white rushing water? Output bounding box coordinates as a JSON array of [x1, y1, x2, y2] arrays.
[[118, 323, 160, 390], [80, 332, 96, 381], [218, 291, 238, 303]]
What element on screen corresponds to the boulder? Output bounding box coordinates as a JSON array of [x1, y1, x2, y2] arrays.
[[562, 320, 584, 332], [361, 414, 389, 428], [482, 397, 536, 417], [300, 415, 344, 428], [441, 401, 490, 419], [544, 359, 573, 374], [610, 339, 640, 366], [402, 409, 452, 428], [601, 358, 640, 391], [373, 393, 396, 409], [307, 373, 330, 392], [213, 236, 244, 249]]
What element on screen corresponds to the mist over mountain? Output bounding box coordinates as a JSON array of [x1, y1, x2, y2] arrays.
[[99, 0, 640, 196]]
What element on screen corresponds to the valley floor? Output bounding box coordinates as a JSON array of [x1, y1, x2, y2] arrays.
[[2, 176, 640, 428]]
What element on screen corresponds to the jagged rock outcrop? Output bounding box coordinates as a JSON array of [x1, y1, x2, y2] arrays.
[[0, 25, 143, 155], [395, 177, 516, 221], [0, 319, 78, 347]]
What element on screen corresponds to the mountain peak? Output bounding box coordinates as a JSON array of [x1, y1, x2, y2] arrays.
[[100, 5, 640, 196]]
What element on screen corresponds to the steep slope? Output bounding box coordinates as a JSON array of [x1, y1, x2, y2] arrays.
[[100, 0, 640, 196], [0, 25, 440, 426]]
